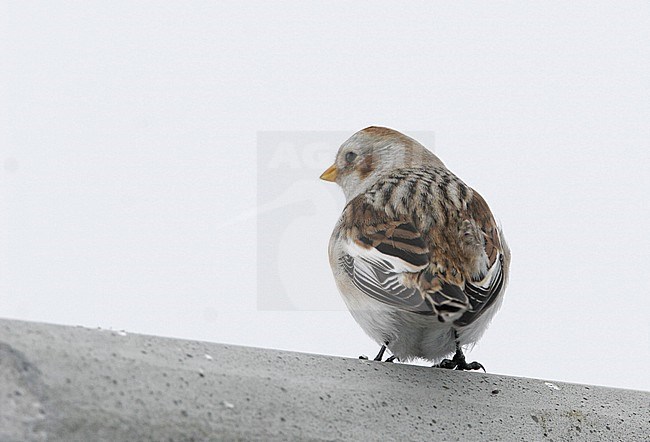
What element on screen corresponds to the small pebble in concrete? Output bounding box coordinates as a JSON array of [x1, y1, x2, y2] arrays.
[[545, 382, 561, 391], [222, 400, 234, 409]]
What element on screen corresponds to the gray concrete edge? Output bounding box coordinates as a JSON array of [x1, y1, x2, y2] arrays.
[[1, 318, 648, 441]]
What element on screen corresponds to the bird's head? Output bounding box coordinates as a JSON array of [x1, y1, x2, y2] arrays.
[[320, 126, 444, 201]]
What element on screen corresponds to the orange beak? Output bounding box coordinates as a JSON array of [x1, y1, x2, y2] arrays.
[[319, 163, 338, 182]]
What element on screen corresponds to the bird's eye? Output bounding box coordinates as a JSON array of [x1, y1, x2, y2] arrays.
[[345, 152, 357, 163]]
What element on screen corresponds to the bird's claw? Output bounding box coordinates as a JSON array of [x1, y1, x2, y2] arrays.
[[434, 349, 486, 372], [462, 361, 486, 372], [434, 358, 457, 369]]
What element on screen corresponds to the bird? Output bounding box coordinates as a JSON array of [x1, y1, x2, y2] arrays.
[[320, 126, 510, 371]]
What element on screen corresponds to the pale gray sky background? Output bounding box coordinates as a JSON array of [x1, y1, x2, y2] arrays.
[[2, 2, 649, 392]]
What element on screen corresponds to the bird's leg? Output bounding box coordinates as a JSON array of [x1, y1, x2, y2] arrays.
[[359, 343, 391, 361], [373, 344, 387, 361], [434, 332, 485, 372], [385, 355, 396, 363]]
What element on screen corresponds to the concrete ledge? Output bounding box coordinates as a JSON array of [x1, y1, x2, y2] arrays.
[[1, 318, 648, 441]]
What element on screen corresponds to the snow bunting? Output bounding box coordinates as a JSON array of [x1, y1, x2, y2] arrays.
[[321, 127, 510, 370]]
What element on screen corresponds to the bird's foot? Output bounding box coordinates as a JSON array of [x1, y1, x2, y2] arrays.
[[360, 344, 396, 362], [434, 348, 485, 372], [435, 358, 457, 369]]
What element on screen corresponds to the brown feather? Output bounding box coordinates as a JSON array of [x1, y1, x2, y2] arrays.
[[338, 166, 504, 321]]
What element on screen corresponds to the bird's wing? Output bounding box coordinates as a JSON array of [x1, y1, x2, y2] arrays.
[[452, 191, 508, 326], [339, 187, 507, 323], [341, 217, 434, 313]]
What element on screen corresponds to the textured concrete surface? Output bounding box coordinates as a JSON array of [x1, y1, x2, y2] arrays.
[[0, 318, 648, 441]]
